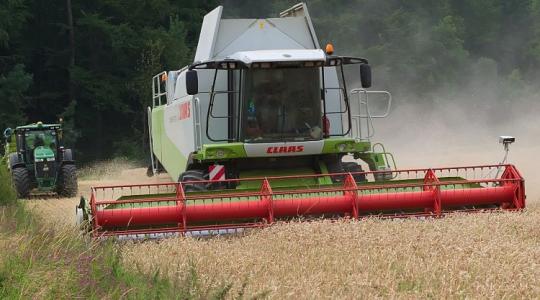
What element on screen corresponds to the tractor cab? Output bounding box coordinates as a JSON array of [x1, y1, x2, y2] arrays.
[[184, 49, 372, 145], [15, 123, 60, 164]]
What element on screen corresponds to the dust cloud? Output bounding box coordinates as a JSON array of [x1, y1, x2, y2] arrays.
[[370, 92, 540, 202]]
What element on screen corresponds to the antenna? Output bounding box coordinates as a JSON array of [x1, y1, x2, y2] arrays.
[[494, 136, 515, 180], [498, 136, 515, 165]]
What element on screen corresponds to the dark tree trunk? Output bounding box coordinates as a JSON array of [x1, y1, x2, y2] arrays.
[[66, 0, 75, 104]]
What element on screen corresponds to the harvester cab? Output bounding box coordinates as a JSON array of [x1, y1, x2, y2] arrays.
[[79, 3, 525, 238], [4, 122, 77, 198], [146, 3, 395, 186], [176, 50, 393, 181]]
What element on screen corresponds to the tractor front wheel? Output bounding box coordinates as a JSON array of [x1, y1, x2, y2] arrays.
[[56, 164, 78, 197], [12, 167, 32, 198], [179, 170, 209, 192], [342, 162, 367, 183]]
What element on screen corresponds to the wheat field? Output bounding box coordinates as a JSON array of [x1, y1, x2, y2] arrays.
[[122, 202, 540, 299]]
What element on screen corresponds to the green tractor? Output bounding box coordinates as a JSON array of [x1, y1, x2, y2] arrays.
[[3, 122, 78, 198]]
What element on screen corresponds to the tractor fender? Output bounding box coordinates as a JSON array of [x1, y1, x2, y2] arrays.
[[61, 149, 75, 164], [8, 153, 24, 170]]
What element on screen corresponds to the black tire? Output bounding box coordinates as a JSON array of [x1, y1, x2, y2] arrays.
[[9, 153, 23, 169], [342, 162, 367, 182], [179, 170, 209, 192], [62, 149, 74, 161], [56, 164, 78, 197], [325, 155, 346, 183], [12, 167, 32, 198]]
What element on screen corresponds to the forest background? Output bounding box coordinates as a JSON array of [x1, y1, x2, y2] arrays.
[[1, 0, 539, 163]]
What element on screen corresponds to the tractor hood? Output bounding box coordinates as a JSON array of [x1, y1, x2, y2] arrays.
[[34, 146, 55, 161]]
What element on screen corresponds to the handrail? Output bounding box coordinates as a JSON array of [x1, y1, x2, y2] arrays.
[[147, 106, 156, 175], [349, 89, 392, 140], [152, 71, 168, 107], [193, 97, 203, 150], [350, 89, 392, 118], [90, 164, 522, 190]]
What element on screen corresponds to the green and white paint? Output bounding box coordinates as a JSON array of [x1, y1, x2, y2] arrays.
[[148, 4, 395, 183]]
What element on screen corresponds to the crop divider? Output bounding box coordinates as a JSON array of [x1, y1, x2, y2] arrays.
[[343, 173, 359, 219], [260, 178, 274, 225], [176, 182, 187, 235], [423, 169, 441, 216]]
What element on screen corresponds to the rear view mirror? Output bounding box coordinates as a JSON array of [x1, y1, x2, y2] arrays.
[[360, 64, 372, 88], [3, 128, 12, 139], [186, 70, 198, 95]]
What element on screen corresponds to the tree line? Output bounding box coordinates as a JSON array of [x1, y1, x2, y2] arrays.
[[1, 0, 539, 162]]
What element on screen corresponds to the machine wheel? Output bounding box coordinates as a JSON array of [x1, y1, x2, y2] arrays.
[[179, 170, 209, 192], [12, 167, 32, 198], [56, 164, 78, 197], [9, 153, 23, 169], [342, 162, 367, 182], [325, 155, 346, 183]]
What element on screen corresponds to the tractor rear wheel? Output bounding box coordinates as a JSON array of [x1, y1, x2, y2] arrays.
[[56, 164, 78, 197], [179, 170, 209, 192], [12, 167, 32, 198], [342, 162, 367, 183]]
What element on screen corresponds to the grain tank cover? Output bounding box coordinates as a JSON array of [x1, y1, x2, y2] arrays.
[[194, 3, 321, 62]]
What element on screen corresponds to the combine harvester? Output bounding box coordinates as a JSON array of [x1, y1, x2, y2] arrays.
[[77, 3, 525, 237]]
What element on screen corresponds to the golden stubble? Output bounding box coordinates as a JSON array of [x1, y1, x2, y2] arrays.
[[122, 202, 540, 299]]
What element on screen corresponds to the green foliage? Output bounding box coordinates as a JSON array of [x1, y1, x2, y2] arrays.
[[0, 0, 29, 49], [59, 100, 82, 148], [0, 64, 31, 131], [530, 0, 540, 66], [70, 1, 203, 161]]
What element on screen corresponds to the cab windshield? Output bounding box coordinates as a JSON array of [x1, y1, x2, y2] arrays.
[[242, 67, 322, 142], [25, 130, 57, 150]]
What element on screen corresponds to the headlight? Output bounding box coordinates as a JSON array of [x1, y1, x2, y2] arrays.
[[215, 149, 225, 158], [337, 143, 347, 152], [35, 158, 44, 162]]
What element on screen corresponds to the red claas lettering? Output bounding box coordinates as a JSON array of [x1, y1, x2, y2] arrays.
[[179, 102, 191, 120], [266, 146, 305, 154]]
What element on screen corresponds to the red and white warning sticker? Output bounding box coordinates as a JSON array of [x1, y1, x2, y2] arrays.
[[209, 164, 225, 181]]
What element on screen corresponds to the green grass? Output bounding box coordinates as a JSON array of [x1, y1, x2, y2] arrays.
[[0, 166, 262, 299], [0, 167, 16, 206]]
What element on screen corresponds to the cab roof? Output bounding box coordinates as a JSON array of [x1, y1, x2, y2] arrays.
[[16, 123, 62, 131], [226, 49, 325, 65]]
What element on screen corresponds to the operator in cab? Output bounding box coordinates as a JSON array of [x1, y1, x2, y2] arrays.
[[245, 78, 279, 140], [244, 68, 323, 142]]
